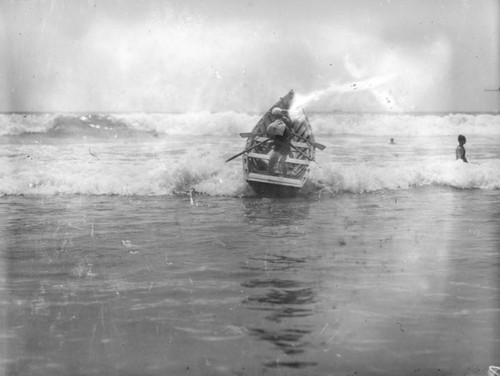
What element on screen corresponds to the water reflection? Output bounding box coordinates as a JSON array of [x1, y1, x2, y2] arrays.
[[242, 279, 315, 323], [242, 254, 307, 271], [240, 197, 320, 369], [241, 253, 318, 369], [242, 197, 311, 226]]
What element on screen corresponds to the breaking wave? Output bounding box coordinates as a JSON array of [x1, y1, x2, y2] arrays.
[[1, 111, 499, 197], [1, 149, 498, 197], [1, 112, 499, 138]]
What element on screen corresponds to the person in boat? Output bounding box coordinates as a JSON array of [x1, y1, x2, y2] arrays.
[[456, 134, 468, 163], [266, 107, 293, 175]]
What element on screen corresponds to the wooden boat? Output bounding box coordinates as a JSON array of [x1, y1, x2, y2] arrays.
[[489, 366, 500, 376], [240, 90, 318, 195]]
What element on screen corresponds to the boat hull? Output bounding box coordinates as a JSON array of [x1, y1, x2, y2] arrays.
[[244, 180, 302, 197]]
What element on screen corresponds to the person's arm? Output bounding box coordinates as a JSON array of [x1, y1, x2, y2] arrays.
[[282, 115, 293, 133]]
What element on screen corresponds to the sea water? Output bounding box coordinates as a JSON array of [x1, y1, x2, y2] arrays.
[[0, 112, 499, 375]]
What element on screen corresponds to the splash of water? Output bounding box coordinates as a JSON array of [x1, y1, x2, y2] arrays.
[[289, 73, 399, 116]]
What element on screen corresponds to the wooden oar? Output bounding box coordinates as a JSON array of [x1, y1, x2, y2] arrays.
[[289, 143, 314, 162], [289, 130, 326, 151], [225, 139, 270, 163], [239, 131, 326, 151]]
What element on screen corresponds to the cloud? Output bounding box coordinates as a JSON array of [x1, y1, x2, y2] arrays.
[[0, 0, 497, 112]]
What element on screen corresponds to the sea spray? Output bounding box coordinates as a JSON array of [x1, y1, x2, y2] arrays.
[[290, 73, 400, 115]]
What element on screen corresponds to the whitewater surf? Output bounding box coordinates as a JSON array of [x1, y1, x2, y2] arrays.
[[1, 111, 499, 197]]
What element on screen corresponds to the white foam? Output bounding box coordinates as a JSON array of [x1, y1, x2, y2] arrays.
[[1, 112, 499, 137], [1, 112, 499, 196]]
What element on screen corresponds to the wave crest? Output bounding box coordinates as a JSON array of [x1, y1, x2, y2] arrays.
[[310, 160, 500, 193], [1, 112, 499, 137], [1, 152, 498, 197]]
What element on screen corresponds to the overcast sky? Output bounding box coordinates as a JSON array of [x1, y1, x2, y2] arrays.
[[0, 0, 498, 113]]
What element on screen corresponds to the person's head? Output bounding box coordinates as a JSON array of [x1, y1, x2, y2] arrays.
[[458, 134, 466, 145], [271, 107, 283, 117]]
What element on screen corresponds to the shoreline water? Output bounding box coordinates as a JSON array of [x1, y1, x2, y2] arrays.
[[1, 187, 499, 375]]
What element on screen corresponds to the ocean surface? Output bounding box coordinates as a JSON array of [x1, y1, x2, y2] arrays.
[[0, 111, 499, 375]]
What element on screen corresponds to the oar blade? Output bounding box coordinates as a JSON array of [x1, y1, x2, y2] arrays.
[[239, 132, 257, 138], [313, 142, 326, 151]]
